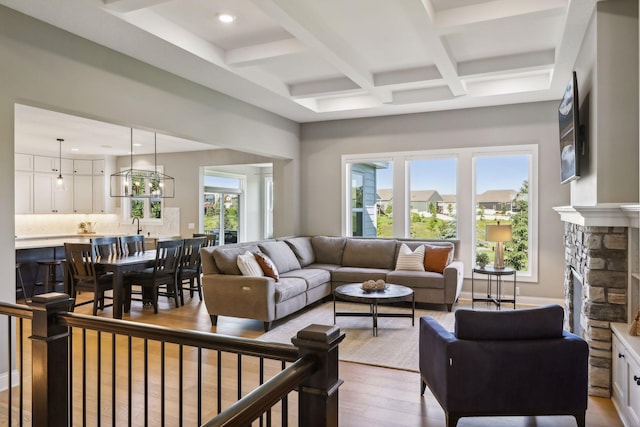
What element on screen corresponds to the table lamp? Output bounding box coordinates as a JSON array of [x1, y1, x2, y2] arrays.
[[486, 222, 512, 269]]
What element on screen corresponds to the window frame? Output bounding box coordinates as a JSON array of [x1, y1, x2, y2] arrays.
[[342, 144, 538, 282], [200, 171, 246, 245], [121, 165, 166, 225]]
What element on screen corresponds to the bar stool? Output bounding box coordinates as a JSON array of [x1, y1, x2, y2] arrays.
[[34, 259, 64, 294], [15, 263, 28, 301]]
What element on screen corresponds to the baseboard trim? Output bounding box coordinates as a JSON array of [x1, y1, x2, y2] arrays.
[[458, 292, 565, 307], [0, 368, 21, 392]]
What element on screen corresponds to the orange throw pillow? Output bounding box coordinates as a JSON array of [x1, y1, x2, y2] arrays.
[[254, 251, 280, 282], [424, 245, 453, 273]]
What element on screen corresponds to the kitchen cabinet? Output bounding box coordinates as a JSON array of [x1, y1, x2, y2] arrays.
[[92, 175, 105, 213], [34, 172, 74, 213], [15, 171, 33, 214], [73, 159, 93, 175], [612, 323, 640, 426], [73, 175, 93, 213], [93, 159, 105, 175], [34, 155, 73, 174]]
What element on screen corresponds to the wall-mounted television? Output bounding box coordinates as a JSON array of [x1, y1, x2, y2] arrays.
[[558, 71, 581, 184]]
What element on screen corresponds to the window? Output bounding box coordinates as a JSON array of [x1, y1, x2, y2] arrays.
[[408, 157, 457, 239], [346, 161, 392, 237], [343, 145, 537, 280], [123, 167, 165, 222], [203, 173, 243, 245], [475, 154, 531, 274]]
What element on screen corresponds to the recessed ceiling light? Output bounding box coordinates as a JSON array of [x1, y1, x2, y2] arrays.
[[217, 13, 236, 23], [133, 143, 142, 147], [71, 148, 79, 152]]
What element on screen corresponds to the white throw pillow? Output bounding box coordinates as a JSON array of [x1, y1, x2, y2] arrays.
[[395, 243, 426, 271], [237, 251, 264, 277]]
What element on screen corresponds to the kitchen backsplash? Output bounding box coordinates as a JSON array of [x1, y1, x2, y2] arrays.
[[15, 207, 180, 237]]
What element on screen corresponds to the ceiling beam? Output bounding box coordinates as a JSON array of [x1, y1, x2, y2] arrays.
[[435, 0, 567, 34], [458, 49, 555, 78], [226, 38, 307, 67], [102, 0, 172, 13], [400, 0, 465, 97], [290, 77, 361, 99], [249, 0, 392, 103]]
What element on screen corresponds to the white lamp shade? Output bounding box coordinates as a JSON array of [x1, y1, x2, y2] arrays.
[[486, 224, 512, 242]]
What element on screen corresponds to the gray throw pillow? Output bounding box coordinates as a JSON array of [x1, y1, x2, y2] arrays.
[[284, 237, 315, 267], [311, 236, 346, 265], [258, 241, 302, 274]]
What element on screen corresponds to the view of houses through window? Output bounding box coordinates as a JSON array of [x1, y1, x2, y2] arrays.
[[346, 147, 534, 276]]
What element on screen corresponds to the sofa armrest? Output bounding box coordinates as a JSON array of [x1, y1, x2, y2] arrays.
[[443, 260, 464, 305], [201, 274, 277, 322]]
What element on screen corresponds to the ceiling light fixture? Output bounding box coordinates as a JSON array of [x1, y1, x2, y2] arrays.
[[55, 138, 65, 189], [110, 129, 175, 198], [217, 13, 236, 23]]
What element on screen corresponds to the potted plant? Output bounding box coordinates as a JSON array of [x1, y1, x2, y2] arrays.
[[476, 252, 489, 269]]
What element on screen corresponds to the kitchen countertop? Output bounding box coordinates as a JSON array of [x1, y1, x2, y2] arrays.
[[15, 234, 182, 249]]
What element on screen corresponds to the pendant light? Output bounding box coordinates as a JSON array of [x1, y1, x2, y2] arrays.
[[110, 129, 175, 198], [55, 138, 65, 189]]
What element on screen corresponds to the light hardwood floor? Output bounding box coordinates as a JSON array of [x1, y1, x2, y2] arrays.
[[7, 293, 623, 426]]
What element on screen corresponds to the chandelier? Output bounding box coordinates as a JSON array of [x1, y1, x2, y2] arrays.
[[109, 129, 175, 198]]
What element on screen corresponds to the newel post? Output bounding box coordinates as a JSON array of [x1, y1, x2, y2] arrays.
[[30, 293, 73, 427], [292, 324, 345, 427]]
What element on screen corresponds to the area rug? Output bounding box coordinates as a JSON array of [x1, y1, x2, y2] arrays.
[[257, 301, 455, 372]]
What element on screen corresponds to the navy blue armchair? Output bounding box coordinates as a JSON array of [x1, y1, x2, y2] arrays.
[[419, 305, 588, 427]]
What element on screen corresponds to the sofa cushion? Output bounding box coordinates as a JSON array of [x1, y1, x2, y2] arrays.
[[455, 305, 565, 341], [424, 245, 453, 273], [311, 236, 346, 265], [236, 251, 263, 277], [274, 277, 307, 303], [332, 267, 390, 284], [281, 268, 331, 290], [284, 237, 315, 267], [342, 239, 397, 269], [395, 243, 425, 271], [259, 241, 302, 274], [213, 245, 261, 275], [254, 251, 280, 282], [386, 270, 445, 289]]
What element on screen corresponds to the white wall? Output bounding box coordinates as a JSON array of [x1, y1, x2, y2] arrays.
[[0, 5, 300, 378], [572, 0, 639, 205], [300, 101, 570, 299]]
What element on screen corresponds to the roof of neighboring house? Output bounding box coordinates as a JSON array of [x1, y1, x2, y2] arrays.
[[377, 188, 393, 201], [439, 194, 457, 203], [476, 189, 518, 203], [410, 190, 442, 202]]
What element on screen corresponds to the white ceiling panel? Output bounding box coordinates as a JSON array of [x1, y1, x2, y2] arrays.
[[0, 0, 598, 123]]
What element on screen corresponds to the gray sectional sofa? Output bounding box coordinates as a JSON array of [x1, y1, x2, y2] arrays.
[[200, 236, 463, 331]]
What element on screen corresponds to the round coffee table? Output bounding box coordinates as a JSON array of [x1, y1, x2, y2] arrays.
[[333, 283, 415, 336]]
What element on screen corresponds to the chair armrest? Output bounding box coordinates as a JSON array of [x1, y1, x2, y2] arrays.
[[419, 316, 457, 402], [201, 274, 277, 322], [443, 261, 464, 304]]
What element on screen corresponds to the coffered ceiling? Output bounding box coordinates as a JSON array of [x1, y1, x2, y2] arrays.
[[0, 0, 598, 124]]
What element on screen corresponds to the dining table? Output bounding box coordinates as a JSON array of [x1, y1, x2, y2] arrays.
[[94, 250, 157, 319]]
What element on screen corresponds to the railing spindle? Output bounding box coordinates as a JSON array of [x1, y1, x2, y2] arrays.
[[82, 328, 87, 426], [198, 347, 202, 425], [179, 344, 183, 427], [217, 350, 222, 414], [128, 335, 132, 427], [144, 338, 148, 427], [19, 317, 24, 427], [161, 341, 165, 426], [97, 330, 102, 427], [112, 332, 116, 424], [8, 315, 12, 427]]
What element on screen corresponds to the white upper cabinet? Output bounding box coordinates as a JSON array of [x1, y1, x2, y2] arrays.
[[73, 159, 93, 175]]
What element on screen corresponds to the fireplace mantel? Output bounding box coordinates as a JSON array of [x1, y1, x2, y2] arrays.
[[553, 204, 640, 227]]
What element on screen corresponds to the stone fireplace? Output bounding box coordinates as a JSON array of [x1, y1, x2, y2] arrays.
[[556, 205, 636, 398]]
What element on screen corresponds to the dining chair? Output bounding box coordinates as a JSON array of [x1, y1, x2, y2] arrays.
[[64, 242, 114, 315], [193, 233, 217, 247], [124, 239, 183, 314], [179, 237, 206, 305], [91, 236, 119, 258], [118, 234, 146, 256]]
